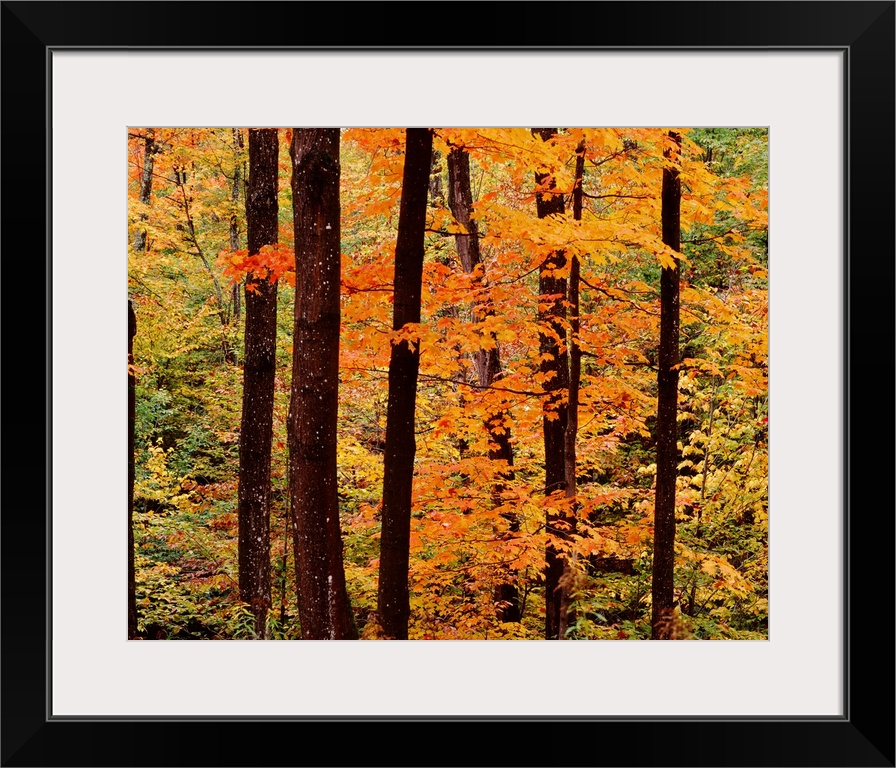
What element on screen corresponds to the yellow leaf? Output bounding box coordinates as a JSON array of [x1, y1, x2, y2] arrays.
[[657, 251, 678, 271]]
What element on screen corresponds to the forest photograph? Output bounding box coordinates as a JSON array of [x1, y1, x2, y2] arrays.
[[127, 126, 768, 642]]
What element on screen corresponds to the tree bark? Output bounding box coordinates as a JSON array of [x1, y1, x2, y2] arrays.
[[376, 128, 434, 640], [289, 128, 357, 640], [128, 300, 138, 639], [237, 128, 279, 639], [134, 130, 155, 251], [532, 129, 570, 640], [447, 145, 520, 622], [558, 141, 586, 639], [651, 131, 682, 640]]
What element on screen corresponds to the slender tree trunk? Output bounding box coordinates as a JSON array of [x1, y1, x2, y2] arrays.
[[447, 145, 520, 622], [687, 379, 718, 616], [697, 378, 718, 540], [652, 131, 682, 640], [134, 130, 155, 251], [237, 128, 279, 639], [558, 142, 586, 639], [174, 173, 234, 360], [230, 128, 243, 325], [429, 149, 444, 205], [289, 128, 357, 640], [376, 128, 434, 640], [532, 129, 570, 640], [128, 300, 138, 639]]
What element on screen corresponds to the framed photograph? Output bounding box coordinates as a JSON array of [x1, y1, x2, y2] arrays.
[[3, 2, 892, 765]]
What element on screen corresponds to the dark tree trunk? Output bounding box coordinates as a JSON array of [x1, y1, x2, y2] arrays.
[[532, 129, 570, 640], [447, 145, 520, 623], [134, 131, 155, 251], [651, 131, 682, 640], [289, 128, 357, 640], [558, 142, 586, 639], [128, 300, 137, 639], [376, 128, 434, 640], [230, 128, 244, 325], [237, 128, 279, 639]]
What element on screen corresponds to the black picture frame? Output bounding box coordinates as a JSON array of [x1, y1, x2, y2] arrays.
[[2, 2, 892, 766]]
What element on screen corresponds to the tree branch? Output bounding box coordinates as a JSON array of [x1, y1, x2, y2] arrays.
[[579, 275, 660, 316], [582, 191, 652, 201]]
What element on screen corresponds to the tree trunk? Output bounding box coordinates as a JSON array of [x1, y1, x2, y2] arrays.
[[532, 128, 570, 640], [237, 128, 279, 639], [174, 171, 233, 359], [134, 130, 155, 251], [376, 128, 434, 640], [651, 131, 682, 640], [230, 128, 243, 325], [128, 300, 138, 639], [558, 141, 586, 640], [429, 149, 444, 205], [289, 128, 357, 640], [447, 145, 520, 623]]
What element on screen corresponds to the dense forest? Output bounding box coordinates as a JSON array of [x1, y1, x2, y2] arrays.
[[127, 127, 768, 641]]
